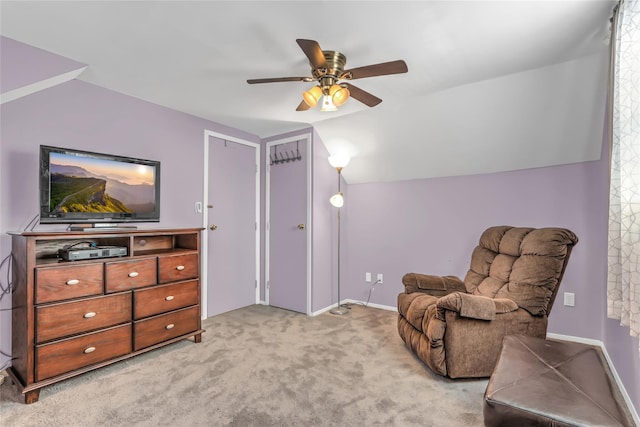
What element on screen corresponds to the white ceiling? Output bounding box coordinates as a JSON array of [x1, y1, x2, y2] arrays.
[[0, 1, 616, 183]]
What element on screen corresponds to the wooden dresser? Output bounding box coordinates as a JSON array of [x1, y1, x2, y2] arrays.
[[7, 228, 204, 403]]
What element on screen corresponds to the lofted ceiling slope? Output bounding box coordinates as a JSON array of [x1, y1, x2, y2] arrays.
[[0, 1, 616, 183]]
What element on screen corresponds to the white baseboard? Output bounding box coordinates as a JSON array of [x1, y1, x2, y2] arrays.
[[547, 333, 640, 426], [344, 299, 397, 312], [312, 299, 397, 317], [311, 305, 335, 316]]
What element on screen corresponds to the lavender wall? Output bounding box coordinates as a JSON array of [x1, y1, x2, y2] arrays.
[[340, 138, 639, 409], [0, 36, 85, 94], [0, 52, 258, 372], [0, 79, 257, 232], [311, 128, 338, 313]]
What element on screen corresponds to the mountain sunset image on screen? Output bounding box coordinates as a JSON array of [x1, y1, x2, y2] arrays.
[[49, 152, 156, 214]]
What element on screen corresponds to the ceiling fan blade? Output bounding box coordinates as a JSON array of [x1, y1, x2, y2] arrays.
[[296, 100, 311, 111], [296, 39, 327, 69], [343, 83, 382, 107], [340, 60, 408, 80], [247, 77, 312, 84]]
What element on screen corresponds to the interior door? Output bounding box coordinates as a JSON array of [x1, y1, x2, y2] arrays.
[[267, 137, 309, 314], [206, 136, 258, 317]]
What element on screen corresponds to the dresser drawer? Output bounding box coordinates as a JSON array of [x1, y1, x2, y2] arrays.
[[158, 253, 198, 284], [35, 324, 132, 381], [36, 293, 131, 343], [134, 306, 199, 351], [35, 263, 104, 304], [133, 279, 199, 319], [105, 257, 157, 293]]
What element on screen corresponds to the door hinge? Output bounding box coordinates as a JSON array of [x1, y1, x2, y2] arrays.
[[266, 280, 270, 289], [255, 279, 258, 289]]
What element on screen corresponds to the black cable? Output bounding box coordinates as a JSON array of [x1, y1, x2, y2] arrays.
[[0, 255, 15, 371], [23, 213, 39, 232], [0, 214, 36, 373], [364, 284, 376, 307], [0, 348, 15, 373], [62, 241, 97, 250], [0, 357, 16, 373], [0, 254, 14, 304], [343, 280, 382, 308]]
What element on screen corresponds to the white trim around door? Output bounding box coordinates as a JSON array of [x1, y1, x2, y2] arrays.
[[202, 130, 260, 319], [265, 133, 312, 315]]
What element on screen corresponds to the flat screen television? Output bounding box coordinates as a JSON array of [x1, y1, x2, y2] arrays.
[[39, 145, 160, 228]]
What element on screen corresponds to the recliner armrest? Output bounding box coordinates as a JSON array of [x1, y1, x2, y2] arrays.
[[402, 273, 466, 296], [436, 292, 518, 321]]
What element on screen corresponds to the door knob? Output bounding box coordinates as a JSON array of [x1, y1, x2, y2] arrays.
[[209, 224, 218, 231], [297, 224, 305, 230]]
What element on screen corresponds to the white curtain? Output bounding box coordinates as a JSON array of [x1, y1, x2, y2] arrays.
[[607, 0, 640, 354]]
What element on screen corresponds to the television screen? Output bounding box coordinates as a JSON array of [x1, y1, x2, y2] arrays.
[[39, 145, 160, 226]]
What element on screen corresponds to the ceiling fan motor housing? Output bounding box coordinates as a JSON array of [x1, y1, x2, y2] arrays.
[[313, 50, 348, 93]]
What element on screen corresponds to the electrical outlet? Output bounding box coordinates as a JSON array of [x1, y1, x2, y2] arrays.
[[365, 272, 372, 283], [377, 273, 383, 284], [194, 202, 203, 213], [563, 292, 575, 307]]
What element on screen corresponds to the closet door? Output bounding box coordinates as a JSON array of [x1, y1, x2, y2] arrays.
[[267, 136, 310, 314], [206, 136, 259, 316]]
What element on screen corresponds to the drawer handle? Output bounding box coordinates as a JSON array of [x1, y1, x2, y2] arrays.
[[83, 312, 96, 319], [165, 323, 175, 330], [165, 295, 174, 301], [66, 279, 80, 285], [128, 271, 139, 278], [84, 347, 96, 354], [176, 265, 185, 271]]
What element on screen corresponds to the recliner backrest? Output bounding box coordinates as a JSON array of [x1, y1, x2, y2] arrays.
[[463, 226, 578, 316]]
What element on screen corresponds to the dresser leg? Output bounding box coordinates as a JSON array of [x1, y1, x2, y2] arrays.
[[194, 333, 202, 344], [24, 389, 41, 404]]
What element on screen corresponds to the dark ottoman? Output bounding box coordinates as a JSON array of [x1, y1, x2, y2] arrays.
[[483, 335, 634, 427]]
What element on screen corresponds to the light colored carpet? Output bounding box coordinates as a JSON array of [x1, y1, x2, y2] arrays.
[[0, 304, 488, 426]]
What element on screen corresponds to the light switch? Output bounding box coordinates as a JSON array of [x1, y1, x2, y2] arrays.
[[563, 292, 575, 307]]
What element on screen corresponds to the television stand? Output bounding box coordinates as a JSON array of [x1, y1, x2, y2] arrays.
[[69, 224, 138, 231], [7, 227, 204, 403]]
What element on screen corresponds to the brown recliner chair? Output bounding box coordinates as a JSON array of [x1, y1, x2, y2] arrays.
[[397, 226, 578, 378]]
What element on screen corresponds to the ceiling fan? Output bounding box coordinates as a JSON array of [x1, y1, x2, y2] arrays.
[[247, 39, 408, 111]]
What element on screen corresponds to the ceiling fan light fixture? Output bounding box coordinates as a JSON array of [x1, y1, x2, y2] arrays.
[[329, 84, 350, 107], [321, 94, 338, 112], [303, 86, 322, 107]]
